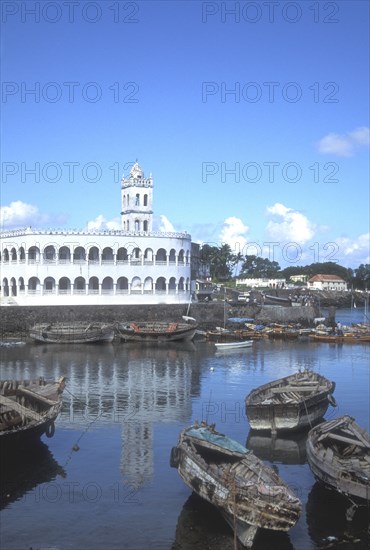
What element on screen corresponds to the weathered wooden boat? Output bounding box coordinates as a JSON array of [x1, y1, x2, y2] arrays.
[[170, 422, 301, 548], [0, 377, 66, 445], [30, 322, 115, 344], [245, 370, 336, 433], [214, 339, 253, 350], [267, 324, 301, 340], [306, 416, 370, 501], [117, 321, 197, 343], [310, 332, 370, 344]]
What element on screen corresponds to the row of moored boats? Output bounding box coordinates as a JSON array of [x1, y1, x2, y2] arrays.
[[25, 320, 370, 345], [28, 320, 198, 344], [170, 369, 370, 547]]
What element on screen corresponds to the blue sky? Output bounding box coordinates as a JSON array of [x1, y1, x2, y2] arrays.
[[1, 0, 369, 268]]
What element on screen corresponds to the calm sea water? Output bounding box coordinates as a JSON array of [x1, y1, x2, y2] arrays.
[[1, 310, 369, 550]]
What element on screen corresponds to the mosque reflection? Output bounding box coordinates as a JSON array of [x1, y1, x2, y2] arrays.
[[1, 342, 202, 490]]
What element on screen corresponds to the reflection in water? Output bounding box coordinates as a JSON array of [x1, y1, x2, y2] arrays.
[[246, 429, 309, 465], [172, 493, 235, 550], [0, 440, 66, 510], [306, 482, 370, 549], [0, 337, 369, 550], [172, 493, 294, 550], [0, 342, 202, 489]]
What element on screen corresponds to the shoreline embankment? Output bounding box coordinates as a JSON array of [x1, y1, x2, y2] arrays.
[[1, 301, 324, 339]]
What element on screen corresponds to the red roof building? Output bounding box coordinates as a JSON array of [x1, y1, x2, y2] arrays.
[[307, 274, 347, 291]]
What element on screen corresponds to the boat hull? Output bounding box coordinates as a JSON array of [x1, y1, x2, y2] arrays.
[[247, 399, 330, 432], [215, 340, 253, 350], [171, 424, 301, 548], [306, 416, 370, 501], [0, 378, 66, 448], [310, 333, 370, 344], [30, 323, 115, 344], [245, 371, 336, 433], [118, 322, 197, 343]]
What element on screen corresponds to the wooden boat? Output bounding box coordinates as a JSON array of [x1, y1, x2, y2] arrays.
[[306, 416, 370, 501], [30, 322, 115, 344], [170, 422, 301, 548], [117, 321, 197, 343], [310, 333, 370, 344], [0, 377, 66, 445], [245, 370, 336, 433], [267, 324, 301, 340], [214, 340, 253, 350]]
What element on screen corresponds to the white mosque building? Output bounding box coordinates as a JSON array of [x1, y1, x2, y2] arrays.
[[0, 162, 192, 305]]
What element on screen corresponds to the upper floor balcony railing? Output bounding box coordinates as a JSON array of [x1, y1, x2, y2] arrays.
[[0, 227, 191, 240], [1, 256, 190, 267]]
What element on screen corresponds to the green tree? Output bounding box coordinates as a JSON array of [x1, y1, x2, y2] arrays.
[[353, 264, 370, 290], [239, 255, 281, 278], [280, 266, 306, 280], [200, 243, 238, 280], [306, 262, 353, 281]]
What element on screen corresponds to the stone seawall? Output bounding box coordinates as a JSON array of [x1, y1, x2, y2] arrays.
[[1, 302, 319, 337], [228, 303, 318, 325]]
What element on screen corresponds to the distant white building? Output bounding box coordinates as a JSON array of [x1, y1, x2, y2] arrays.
[[307, 274, 347, 291], [289, 274, 308, 284], [236, 277, 286, 288], [0, 162, 192, 305]]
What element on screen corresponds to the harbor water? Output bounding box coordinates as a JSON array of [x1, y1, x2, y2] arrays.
[[1, 310, 369, 550]]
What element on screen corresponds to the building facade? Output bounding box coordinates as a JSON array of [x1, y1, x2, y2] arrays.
[[0, 163, 192, 305], [307, 274, 347, 291], [236, 277, 286, 288]]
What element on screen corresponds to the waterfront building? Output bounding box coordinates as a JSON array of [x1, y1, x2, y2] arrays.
[[0, 162, 192, 305], [307, 274, 348, 291]]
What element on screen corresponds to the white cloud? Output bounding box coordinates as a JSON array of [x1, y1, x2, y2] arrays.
[[335, 233, 370, 266], [266, 203, 316, 244], [0, 201, 49, 229], [317, 126, 370, 157], [349, 127, 370, 146], [219, 216, 249, 254], [86, 215, 121, 231], [157, 215, 176, 233]]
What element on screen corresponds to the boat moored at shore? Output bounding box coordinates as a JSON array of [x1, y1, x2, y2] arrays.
[[117, 321, 197, 343], [30, 323, 115, 344]]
